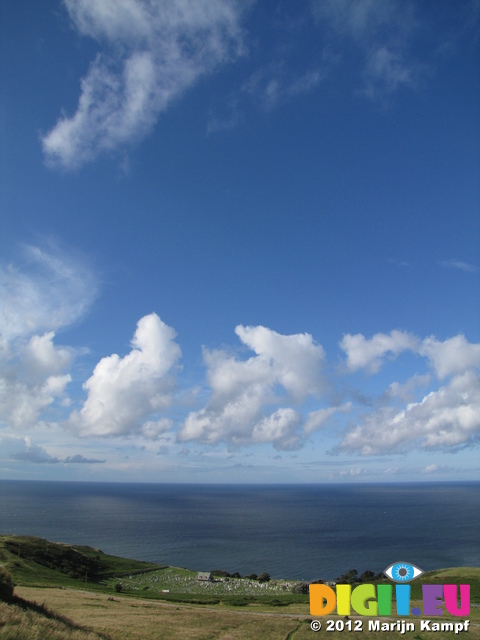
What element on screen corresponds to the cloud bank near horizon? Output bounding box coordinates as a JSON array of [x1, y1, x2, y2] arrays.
[[1, 246, 479, 460]]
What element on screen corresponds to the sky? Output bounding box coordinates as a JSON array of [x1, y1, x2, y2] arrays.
[[0, 0, 479, 484]]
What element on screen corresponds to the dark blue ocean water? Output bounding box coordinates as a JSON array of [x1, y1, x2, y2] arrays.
[[0, 480, 478, 580]]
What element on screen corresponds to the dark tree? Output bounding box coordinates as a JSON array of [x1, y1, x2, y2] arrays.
[[258, 572, 270, 583], [359, 570, 375, 583], [336, 569, 358, 584]]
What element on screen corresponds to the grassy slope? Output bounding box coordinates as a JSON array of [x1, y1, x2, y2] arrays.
[[0, 535, 163, 589], [1, 536, 478, 640]]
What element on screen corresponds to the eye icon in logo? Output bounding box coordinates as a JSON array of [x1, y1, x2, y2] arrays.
[[384, 562, 424, 582]]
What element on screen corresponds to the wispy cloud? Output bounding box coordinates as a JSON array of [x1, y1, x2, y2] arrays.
[[0, 244, 96, 431], [241, 66, 323, 111], [42, 0, 249, 169], [311, 0, 423, 99], [0, 243, 97, 343], [439, 259, 479, 274]]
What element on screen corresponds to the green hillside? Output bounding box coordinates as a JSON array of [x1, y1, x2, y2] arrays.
[[0, 536, 478, 640], [1, 534, 479, 603], [0, 535, 164, 589]]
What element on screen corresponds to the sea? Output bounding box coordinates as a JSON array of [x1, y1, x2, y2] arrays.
[[0, 480, 478, 581]]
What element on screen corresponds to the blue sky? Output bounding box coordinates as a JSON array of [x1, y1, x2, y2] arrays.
[[0, 0, 479, 483]]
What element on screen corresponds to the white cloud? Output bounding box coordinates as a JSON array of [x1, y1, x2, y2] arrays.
[[0, 369, 71, 431], [340, 330, 418, 373], [0, 244, 97, 342], [43, 0, 248, 169], [338, 331, 480, 455], [0, 245, 96, 432], [382, 374, 431, 403], [69, 313, 181, 438], [339, 371, 480, 454], [304, 403, 351, 435], [420, 335, 480, 379], [235, 325, 325, 400], [22, 332, 74, 383], [179, 325, 326, 450]]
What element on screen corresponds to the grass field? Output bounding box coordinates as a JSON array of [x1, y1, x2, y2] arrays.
[[0, 535, 478, 640]]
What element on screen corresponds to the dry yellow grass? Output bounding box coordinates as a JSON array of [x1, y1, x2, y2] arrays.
[[0, 600, 105, 640], [14, 587, 305, 640], [11, 586, 480, 640]]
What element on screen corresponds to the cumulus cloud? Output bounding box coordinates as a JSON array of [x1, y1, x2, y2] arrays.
[[178, 325, 326, 450], [338, 330, 480, 454], [420, 335, 480, 379], [0, 371, 71, 431], [382, 374, 431, 404], [69, 313, 180, 438], [42, 0, 248, 169], [340, 330, 418, 373], [339, 370, 480, 454]]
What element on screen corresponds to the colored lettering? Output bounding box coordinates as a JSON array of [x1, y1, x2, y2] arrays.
[[377, 584, 392, 616], [423, 585, 443, 616], [309, 584, 336, 616], [336, 584, 351, 615], [395, 584, 411, 616], [351, 584, 378, 616], [444, 584, 470, 617], [309, 578, 471, 618]]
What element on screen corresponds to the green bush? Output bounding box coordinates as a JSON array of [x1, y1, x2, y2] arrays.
[[0, 566, 14, 602]]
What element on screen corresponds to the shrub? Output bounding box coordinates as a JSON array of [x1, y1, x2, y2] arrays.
[[258, 572, 270, 583], [0, 566, 14, 602], [211, 570, 230, 578], [291, 582, 309, 594]]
